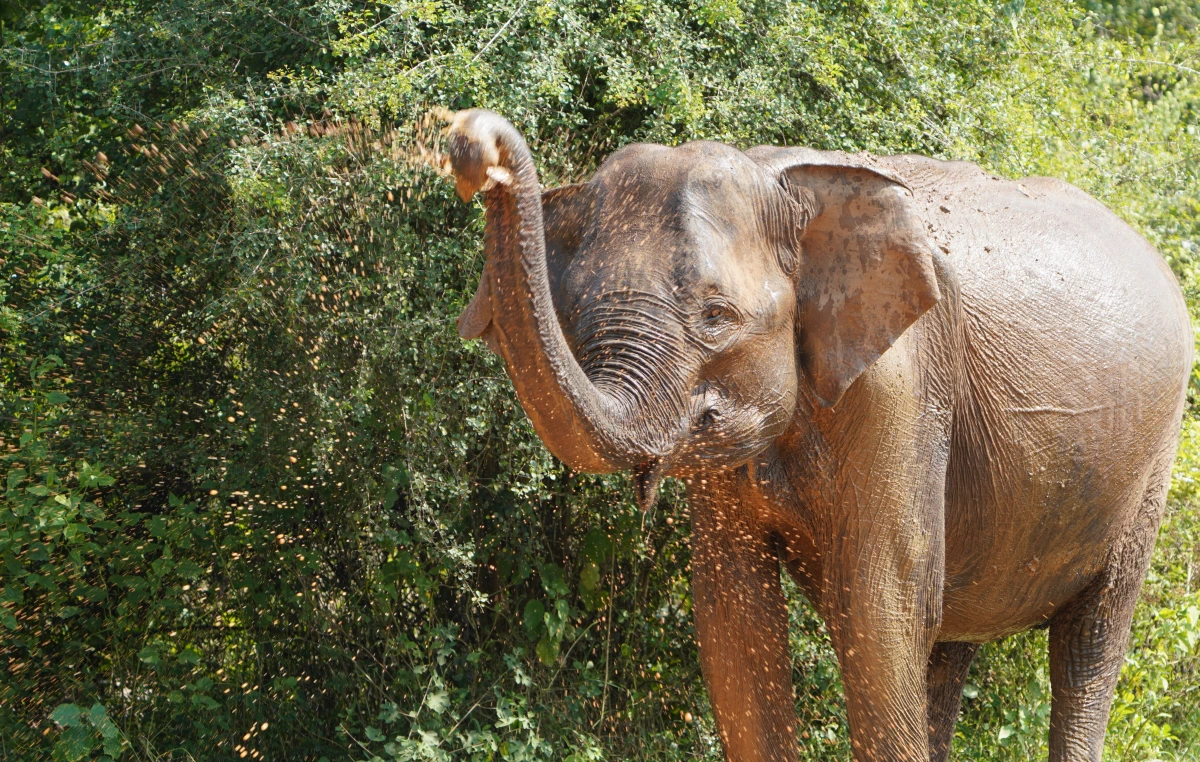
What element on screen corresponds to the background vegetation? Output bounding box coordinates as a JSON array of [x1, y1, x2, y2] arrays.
[[1, 0, 1198, 759]]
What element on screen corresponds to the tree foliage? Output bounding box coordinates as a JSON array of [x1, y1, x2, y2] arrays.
[[1, 1, 1198, 760]]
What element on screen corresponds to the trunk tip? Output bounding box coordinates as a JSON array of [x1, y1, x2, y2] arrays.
[[446, 109, 508, 200], [633, 460, 664, 513]]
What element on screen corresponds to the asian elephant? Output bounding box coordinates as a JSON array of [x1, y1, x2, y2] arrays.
[[439, 109, 1192, 762]]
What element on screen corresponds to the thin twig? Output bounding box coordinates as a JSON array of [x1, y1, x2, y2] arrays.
[[471, 0, 530, 63], [545, 618, 603, 692], [1116, 59, 1200, 77], [594, 551, 616, 731]]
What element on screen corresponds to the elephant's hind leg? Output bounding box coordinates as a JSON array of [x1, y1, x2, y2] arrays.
[[926, 641, 979, 762], [1047, 455, 1172, 762]]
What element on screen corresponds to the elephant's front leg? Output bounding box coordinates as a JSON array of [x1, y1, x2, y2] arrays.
[[795, 349, 954, 761], [816, 431, 948, 762], [821, 499, 945, 762], [691, 475, 797, 762]]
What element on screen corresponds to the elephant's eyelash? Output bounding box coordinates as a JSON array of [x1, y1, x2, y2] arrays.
[[701, 301, 738, 324]]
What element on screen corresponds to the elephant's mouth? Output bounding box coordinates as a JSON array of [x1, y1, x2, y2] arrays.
[[679, 383, 786, 464], [629, 391, 786, 511], [673, 411, 779, 471]]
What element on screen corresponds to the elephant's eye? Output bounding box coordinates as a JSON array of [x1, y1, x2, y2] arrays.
[[699, 302, 737, 337]]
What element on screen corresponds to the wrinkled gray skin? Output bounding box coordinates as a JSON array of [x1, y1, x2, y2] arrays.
[[442, 109, 1192, 762]]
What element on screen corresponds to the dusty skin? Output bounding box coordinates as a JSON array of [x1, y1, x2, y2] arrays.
[[438, 109, 1192, 762]]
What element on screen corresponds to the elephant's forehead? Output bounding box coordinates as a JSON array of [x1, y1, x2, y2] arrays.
[[596, 141, 764, 194], [575, 199, 754, 286], [588, 145, 768, 247], [567, 142, 777, 301]]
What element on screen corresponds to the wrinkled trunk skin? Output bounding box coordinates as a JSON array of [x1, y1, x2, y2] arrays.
[[446, 110, 654, 477], [573, 293, 695, 450]]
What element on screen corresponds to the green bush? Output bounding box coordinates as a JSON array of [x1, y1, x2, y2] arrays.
[[1, 1, 1197, 760]]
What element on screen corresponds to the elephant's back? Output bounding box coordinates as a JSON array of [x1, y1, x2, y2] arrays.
[[885, 154, 1191, 396], [885, 154, 1192, 640]]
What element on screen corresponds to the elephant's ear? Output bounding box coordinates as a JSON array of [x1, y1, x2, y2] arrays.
[[751, 148, 941, 407], [456, 182, 594, 351]]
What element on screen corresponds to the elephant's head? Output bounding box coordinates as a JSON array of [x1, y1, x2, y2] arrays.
[[445, 110, 940, 508]]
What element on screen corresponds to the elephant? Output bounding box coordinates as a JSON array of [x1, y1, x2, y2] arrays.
[[438, 108, 1192, 762]]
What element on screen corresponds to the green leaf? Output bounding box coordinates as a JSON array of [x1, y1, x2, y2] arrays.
[[177, 648, 201, 666], [137, 646, 160, 666], [89, 704, 119, 740], [102, 735, 124, 758], [426, 689, 449, 715], [544, 598, 569, 640], [175, 560, 202, 578], [522, 599, 545, 638], [148, 516, 167, 538], [78, 585, 108, 602], [7, 468, 27, 491], [539, 563, 570, 598], [364, 726, 386, 742], [579, 561, 600, 592], [49, 703, 83, 728], [54, 725, 96, 762], [581, 528, 613, 565], [535, 636, 560, 665], [380, 551, 416, 584], [271, 675, 298, 691]]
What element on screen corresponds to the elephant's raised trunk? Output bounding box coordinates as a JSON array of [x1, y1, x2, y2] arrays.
[[444, 109, 652, 478]]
